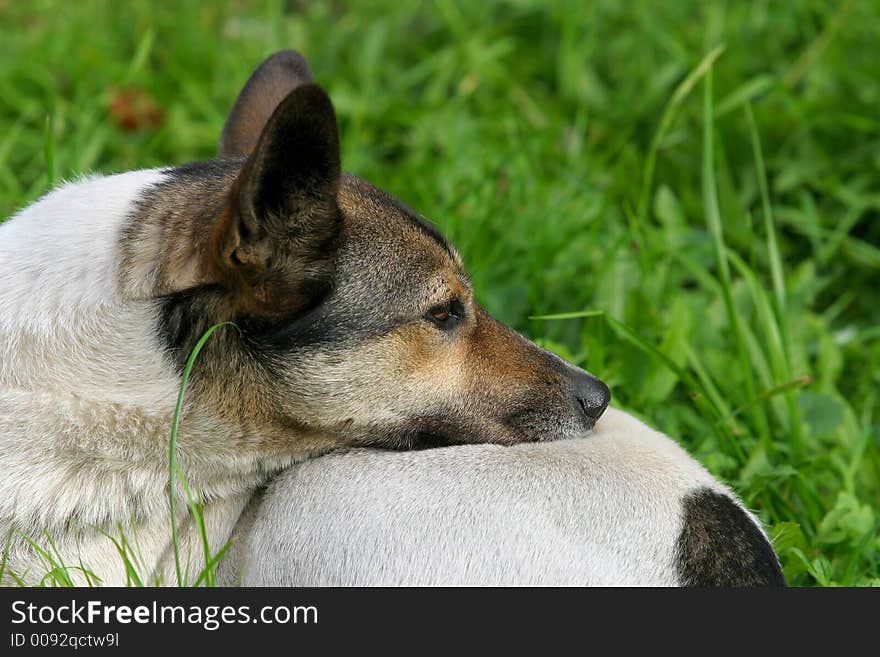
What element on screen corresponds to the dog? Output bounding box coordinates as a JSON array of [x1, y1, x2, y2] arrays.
[[0, 51, 611, 585], [218, 407, 785, 586]]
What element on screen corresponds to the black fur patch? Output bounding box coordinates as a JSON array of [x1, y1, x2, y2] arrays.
[[155, 285, 232, 374], [164, 158, 243, 181], [156, 284, 337, 376], [675, 487, 786, 587]]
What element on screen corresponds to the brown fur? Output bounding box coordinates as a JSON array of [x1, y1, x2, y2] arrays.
[[0, 51, 614, 585], [218, 50, 315, 159], [122, 51, 610, 458]]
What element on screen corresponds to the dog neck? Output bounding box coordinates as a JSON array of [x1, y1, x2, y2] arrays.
[[0, 171, 311, 583]]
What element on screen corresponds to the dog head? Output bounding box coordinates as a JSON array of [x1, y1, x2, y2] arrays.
[[125, 51, 609, 449]]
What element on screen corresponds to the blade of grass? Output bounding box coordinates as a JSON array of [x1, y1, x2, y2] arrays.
[[18, 532, 74, 586], [192, 540, 235, 588], [713, 375, 812, 430], [529, 310, 606, 320], [782, 0, 856, 89], [42, 530, 84, 587], [178, 471, 219, 587], [682, 343, 735, 427], [634, 44, 725, 265], [109, 527, 145, 587], [168, 321, 236, 586], [744, 101, 804, 453], [77, 557, 99, 587], [531, 309, 744, 461], [6, 568, 28, 587], [603, 313, 747, 462], [119, 519, 148, 585], [727, 248, 807, 435], [745, 103, 787, 320], [714, 74, 775, 118], [124, 27, 156, 82], [43, 114, 55, 188], [702, 65, 770, 445], [0, 526, 14, 585]]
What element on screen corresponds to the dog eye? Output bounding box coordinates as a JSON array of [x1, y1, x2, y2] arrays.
[[426, 301, 461, 329]]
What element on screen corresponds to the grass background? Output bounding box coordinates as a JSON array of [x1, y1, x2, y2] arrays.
[[0, 0, 877, 586]]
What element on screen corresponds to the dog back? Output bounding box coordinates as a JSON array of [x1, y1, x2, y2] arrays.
[[218, 408, 785, 586]]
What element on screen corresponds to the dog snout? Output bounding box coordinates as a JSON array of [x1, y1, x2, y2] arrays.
[[570, 369, 610, 425]]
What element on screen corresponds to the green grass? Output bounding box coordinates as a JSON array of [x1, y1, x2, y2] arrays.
[[1, 0, 878, 586], [167, 321, 237, 587]]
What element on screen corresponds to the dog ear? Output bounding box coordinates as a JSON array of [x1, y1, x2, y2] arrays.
[[209, 82, 343, 315], [219, 50, 315, 159]]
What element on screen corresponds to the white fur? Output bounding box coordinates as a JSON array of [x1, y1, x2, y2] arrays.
[[0, 170, 176, 406], [218, 407, 750, 586], [0, 172, 767, 587], [0, 172, 298, 585]]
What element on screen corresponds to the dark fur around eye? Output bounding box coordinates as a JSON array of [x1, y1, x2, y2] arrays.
[[425, 299, 463, 330]]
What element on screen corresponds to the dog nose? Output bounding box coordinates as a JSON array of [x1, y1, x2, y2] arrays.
[[572, 371, 611, 423]]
